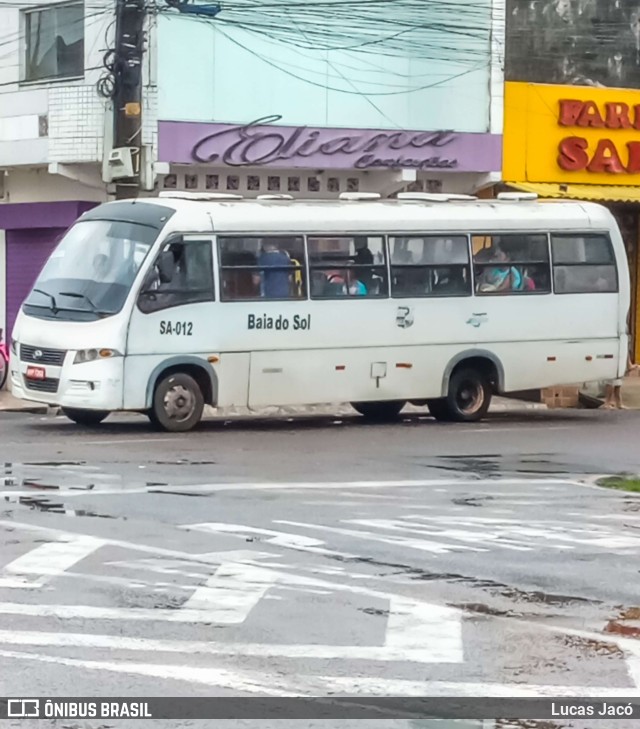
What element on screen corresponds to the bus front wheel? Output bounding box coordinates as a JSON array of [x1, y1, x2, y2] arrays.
[[151, 372, 204, 432], [351, 400, 406, 421], [62, 408, 109, 426], [427, 367, 492, 423]]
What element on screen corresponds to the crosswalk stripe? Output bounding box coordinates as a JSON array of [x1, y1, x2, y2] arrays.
[[385, 598, 462, 662], [0, 629, 459, 662], [0, 601, 272, 624], [0, 536, 104, 589], [0, 646, 631, 696], [0, 649, 293, 695]]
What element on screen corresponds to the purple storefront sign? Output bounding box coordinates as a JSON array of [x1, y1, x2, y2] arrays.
[[159, 115, 502, 172]]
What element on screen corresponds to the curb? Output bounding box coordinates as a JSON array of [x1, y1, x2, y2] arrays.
[[0, 403, 50, 414]]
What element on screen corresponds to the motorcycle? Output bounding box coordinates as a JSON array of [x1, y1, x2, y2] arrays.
[[0, 328, 9, 390]]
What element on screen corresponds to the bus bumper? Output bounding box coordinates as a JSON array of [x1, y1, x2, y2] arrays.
[[10, 356, 124, 411]]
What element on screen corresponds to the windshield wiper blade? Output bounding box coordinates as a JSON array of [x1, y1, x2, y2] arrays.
[[58, 291, 109, 315], [32, 288, 59, 314]]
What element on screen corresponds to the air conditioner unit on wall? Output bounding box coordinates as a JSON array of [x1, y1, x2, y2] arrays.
[[106, 147, 137, 181]]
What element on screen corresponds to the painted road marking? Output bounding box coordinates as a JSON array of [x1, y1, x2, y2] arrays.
[[298, 676, 636, 697], [0, 647, 632, 697], [180, 522, 359, 559], [0, 536, 104, 589], [0, 649, 292, 695], [0, 626, 460, 663], [1, 477, 584, 499], [181, 563, 277, 623], [276, 519, 488, 554]]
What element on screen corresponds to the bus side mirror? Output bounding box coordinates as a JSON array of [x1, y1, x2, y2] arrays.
[[157, 251, 175, 284]]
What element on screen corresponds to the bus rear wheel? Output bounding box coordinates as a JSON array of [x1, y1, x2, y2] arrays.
[[151, 372, 204, 432], [351, 400, 406, 421], [427, 367, 492, 423], [62, 408, 109, 426]]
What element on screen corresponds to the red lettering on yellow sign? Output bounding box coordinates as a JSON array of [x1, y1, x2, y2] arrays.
[[557, 98, 640, 174], [558, 138, 640, 174]]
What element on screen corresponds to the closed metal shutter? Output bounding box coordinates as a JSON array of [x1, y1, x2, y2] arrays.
[[6, 228, 65, 337]]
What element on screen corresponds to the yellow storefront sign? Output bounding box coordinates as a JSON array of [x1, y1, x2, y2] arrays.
[[504, 82, 640, 185]]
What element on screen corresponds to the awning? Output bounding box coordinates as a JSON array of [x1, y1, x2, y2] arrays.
[[506, 182, 640, 204]]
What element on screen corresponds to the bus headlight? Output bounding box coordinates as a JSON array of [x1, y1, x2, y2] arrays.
[[74, 348, 120, 364], [10, 339, 17, 355]]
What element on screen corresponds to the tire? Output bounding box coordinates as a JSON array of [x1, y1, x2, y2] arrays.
[[62, 408, 109, 426], [426, 398, 452, 421], [428, 367, 492, 423], [151, 372, 204, 432], [351, 400, 406, 421]]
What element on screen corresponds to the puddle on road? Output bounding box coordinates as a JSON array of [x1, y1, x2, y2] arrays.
[[420, 452, 602, 478], [452, 495, 495, 507], [147, 489, 212, 498], [23, 461, 86, 467], [358, 607, 390, 617], [8, 495, 118, 519], [154, 459, 216, 466]]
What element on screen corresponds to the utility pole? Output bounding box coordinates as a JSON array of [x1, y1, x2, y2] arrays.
[[112, 0, 145, 200]]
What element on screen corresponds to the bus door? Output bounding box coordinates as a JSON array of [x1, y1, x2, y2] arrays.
[[123, 235, 216, 408]]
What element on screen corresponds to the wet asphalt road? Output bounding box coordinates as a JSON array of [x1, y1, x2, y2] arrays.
[[1, 406, 640, 727]]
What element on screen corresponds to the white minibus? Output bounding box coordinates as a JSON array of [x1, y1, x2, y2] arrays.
[[9, 191, 630, 431]]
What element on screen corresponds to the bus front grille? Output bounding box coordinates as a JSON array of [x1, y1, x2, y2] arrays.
[[20, 344, 67, 366], [24, 377, 59, 394]]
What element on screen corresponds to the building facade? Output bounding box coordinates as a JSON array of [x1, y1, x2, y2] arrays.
[[0, 0, 159, 340], [154, 0, 504, 199], [501, 0, 640, 363]]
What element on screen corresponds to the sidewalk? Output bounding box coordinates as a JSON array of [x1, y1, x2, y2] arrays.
[[0, 388, 49, 413]]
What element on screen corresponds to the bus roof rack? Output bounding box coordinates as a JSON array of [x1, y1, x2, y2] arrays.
[[158, 191, 243, 201], [397, 192, 477, 202], [339, 192, 381, 201], [497, 192, 538, 201], [257, 194, 295, 201]]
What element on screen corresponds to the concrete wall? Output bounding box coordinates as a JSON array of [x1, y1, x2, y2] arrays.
[[157, 1, 493, 133]]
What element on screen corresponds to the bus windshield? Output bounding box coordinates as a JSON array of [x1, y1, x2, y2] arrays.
[[23, 219, 158, 322]]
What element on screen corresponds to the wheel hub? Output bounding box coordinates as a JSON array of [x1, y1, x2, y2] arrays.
[[456, 380, 483, 414], [164, 385, 195, 422]]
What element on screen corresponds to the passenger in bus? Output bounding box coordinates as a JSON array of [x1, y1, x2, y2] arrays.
[[254, 240, 293, 298], [323, 270, 367, 296], [352, 237, 374, 290], [477, 247, 523, 293]]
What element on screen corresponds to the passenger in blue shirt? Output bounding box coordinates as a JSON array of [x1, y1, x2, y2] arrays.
[[256, 241, 293, 298]]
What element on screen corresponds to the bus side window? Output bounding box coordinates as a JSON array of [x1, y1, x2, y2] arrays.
[[308, 235, 387, 299], [473, 233, 550, 295], [138, 239, 215, 314], [390, 235, 471, 298], [218, 236, 307, 301], [551, 234, 618, 294]]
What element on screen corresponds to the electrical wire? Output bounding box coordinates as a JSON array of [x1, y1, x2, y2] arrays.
[[210, 21, 489, 96], [155, 0, 491, 65]]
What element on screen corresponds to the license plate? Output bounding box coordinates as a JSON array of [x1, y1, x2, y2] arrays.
[[26, 366, 46, 380]]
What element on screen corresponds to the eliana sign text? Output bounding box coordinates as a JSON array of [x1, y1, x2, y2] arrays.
[[158, 115, 501, 172]]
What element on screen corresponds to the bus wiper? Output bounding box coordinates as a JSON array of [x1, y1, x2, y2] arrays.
[[32, 288, 59, 314], [59, 291, 110, 316]]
